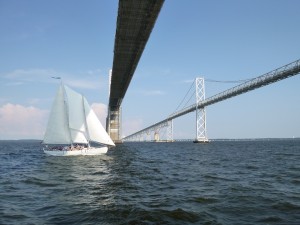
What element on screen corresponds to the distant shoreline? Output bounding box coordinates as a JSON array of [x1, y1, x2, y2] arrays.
[[1, 138, 299, 142], [0, 139, 42, 142], [172, 138, 300, 142]]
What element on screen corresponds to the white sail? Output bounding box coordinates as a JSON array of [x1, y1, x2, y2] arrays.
[[64, 86, 86, 132], [43, 84, 114, 148], [83, 97, 115, 146], [64, 85, 89, 144], [43, 85, 72, 144], [70, 130, 88, 144]]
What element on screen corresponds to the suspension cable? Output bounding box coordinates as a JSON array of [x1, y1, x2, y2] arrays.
[[205, 78, 252, 83], [173, 79, 195, 112], [181, 89, 195, 109], [172, 78, 253, 115]]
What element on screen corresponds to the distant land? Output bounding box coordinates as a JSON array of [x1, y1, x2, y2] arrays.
[[1, 138, 299, 142], [174, 138, 300, 142], [0, 139, 42, 142]]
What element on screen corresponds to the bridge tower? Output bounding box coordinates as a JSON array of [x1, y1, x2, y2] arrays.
[[106, 70, 122, 143], [194, 77, 209, 143], [107, 107, 122, 143], [166, 119, 173, 142]]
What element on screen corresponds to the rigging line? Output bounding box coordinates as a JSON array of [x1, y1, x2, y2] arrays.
[[173, 80, 195, 113], [182, 89, 196, 110], [205, 78, 252, 83]]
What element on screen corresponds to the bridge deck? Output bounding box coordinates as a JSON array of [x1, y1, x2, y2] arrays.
[[109, 0, 164, 110]]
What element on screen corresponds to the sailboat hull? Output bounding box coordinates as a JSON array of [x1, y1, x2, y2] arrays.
[[43, 147, 108, 156]]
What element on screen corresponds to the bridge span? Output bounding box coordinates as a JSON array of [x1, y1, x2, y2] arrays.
[[107, 0, 164, 143], [123, 59, 300, 142]]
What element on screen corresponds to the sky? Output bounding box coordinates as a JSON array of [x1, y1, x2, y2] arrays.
[[0, 0, 300, 140]]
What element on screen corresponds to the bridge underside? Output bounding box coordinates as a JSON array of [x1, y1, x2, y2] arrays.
[[107, 0, 164, 143]]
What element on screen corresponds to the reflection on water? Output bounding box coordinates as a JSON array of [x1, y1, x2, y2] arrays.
[[0, 139, 299, 224]]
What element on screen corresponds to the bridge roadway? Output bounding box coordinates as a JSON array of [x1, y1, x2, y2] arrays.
[[107, 0, 164, 143], [123, 59, 300, 141]]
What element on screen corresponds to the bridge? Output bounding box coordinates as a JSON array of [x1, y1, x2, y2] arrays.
[[123, 59, 300, 142], [107, 0, 164, 143], [107, 0, 299, 143]]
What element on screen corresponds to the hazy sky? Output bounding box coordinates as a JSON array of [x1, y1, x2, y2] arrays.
[[1, 0, 300, 140]]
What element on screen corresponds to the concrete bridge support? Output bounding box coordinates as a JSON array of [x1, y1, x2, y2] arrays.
[[106, 107, 122, 144]]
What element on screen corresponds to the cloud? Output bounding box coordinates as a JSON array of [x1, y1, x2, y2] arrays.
[[4, 68, 56, 82], [66, 78, 100, 90], [142, 90, 165, 96], [0, 103, 48, 140], [161, 68, 171, 76], [183, 79, 194, 83], [91, 103, 107, 127], [90, 103, 144, 137], [5, 82, 24, 86], [122, 118, 144, 137], [3, 68, 108, 90], [0, 98, 9, 105], [89, 103, 144, 137], [0, 102, 109, 140], [27, 98, 42, 105]]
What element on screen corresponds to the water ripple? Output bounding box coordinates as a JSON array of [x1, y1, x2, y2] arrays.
[[0, 140, 299, 224]]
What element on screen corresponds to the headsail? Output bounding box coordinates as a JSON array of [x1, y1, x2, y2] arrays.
[[83, 97, 115, 146], [43, 85, 72, 144]]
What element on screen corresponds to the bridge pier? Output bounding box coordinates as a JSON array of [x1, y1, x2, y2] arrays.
[[194, 78, 209, 143], [106, 107, 122, 144], [122, 119, 173, 142]]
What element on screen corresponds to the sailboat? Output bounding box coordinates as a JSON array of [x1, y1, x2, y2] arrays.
[[42, 84, 115, 156]]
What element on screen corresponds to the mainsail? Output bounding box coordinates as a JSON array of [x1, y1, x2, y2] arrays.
[[43, 85, 72, 144], [43, 84, 115, 146]]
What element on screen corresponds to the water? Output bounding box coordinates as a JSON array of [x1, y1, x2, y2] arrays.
[[0, 140, 299, 225]]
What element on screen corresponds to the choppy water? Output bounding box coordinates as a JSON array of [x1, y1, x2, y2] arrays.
[[0, 139, 299, 225]]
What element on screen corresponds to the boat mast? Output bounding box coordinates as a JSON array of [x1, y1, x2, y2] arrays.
[[62, 84, 73, 146], [82, 95, 91, 147]]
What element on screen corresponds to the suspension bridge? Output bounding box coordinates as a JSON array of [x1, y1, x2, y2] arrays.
[[123, 59, 300, 142], [107, 0, 300, 143]]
